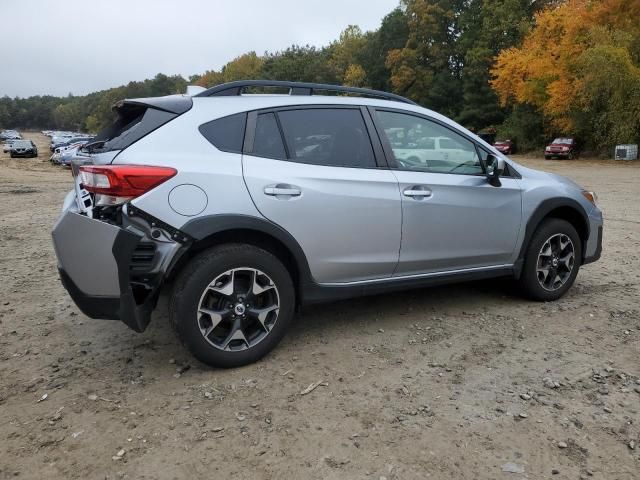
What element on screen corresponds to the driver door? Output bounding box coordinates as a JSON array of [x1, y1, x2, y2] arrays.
[[371, 108, 522, 276]]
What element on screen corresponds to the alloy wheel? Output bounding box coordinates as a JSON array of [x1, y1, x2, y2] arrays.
[[536, 233, 575, 291], [196, 268, 280, 351]]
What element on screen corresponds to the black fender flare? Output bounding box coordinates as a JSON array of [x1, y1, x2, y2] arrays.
[[178, 213, 314, 285], [514, 197, 590, 277]]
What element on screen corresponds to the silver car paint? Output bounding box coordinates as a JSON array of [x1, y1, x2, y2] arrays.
[[113, 99, 262, 228], [72, 94, 602, 288], [391, 170, 522, 275], [242, 154, 402, 283]]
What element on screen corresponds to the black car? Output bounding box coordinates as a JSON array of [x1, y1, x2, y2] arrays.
[[10, 140, 38, 158]]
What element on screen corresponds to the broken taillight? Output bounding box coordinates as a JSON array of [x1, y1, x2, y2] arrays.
[[79, 165, 177, 205]]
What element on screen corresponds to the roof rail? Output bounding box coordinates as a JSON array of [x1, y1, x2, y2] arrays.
[[194, 80, 418, 105]]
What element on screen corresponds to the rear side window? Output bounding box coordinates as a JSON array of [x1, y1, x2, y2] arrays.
[[277, 108, 376, 168], [199, 112, 247, 153], [252, 113, 286, 159]]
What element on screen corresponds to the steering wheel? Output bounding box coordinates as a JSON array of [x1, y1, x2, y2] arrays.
[[448, 161, 476, 173]]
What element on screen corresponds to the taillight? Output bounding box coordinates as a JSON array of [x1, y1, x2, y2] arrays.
[[79, 165, 177, 204]]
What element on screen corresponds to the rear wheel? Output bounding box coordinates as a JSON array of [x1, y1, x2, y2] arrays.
[[170, 244, 295, 368], [518, 218, 581, 301]]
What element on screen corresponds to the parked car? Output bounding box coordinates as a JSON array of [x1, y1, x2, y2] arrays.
[[10, 140, 38, 158], [50, 134, 76, 151], [3, 138, 18, 152], [52, 80, 603, 368], [1, 130, 21, 140], [493, 139, 516, 155], [545, 137, 578, 160], [50, 140, 91, 164], [58, 145, 85, 166]]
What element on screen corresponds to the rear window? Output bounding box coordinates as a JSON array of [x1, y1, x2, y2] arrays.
[[277, 108, 376, 168], [92, 105, 178, 153], [199, 113, 247, 153], [251, 113, 286, 159]]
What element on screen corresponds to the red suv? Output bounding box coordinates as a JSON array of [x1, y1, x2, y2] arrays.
[[545, 137, 577, 160]]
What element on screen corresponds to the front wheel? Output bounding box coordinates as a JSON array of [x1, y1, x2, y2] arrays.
[[169, 244, 295, 368], [518, 218, 581, 301]]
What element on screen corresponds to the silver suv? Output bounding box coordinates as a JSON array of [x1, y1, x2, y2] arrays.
[[52, 81, 603, 367]]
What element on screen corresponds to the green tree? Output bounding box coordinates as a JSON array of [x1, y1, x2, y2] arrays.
[[387, 0, 464, 117], [358, 7, 409, 91]]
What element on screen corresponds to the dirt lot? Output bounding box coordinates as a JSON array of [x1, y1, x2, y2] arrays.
[[0, 132, 639, 479]]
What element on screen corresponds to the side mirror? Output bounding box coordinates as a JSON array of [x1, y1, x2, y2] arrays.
[[486, 154, 505, 187]]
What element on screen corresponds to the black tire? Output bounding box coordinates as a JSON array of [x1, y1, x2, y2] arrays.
[[544, 155, 551, 160], [169, 243, 295, 368], [518, 218, 582, 301]]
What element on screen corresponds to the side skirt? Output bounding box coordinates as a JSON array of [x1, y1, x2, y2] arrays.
[[300, 266, 515, 304]]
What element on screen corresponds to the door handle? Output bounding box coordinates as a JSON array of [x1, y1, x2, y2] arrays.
[[403, 186, 432, 198], [264, 185, 302, 197]]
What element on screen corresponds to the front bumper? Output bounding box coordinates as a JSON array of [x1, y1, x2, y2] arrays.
[[583, 208, 603, 264], [52, 205, 163, 332], [546, 151, 570, 158]]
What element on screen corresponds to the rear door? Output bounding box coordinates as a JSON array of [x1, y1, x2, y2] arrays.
[[242, 106, 402, 284]]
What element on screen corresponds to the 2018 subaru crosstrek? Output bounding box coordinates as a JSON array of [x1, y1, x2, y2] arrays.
[[52, 81, 603, 368]]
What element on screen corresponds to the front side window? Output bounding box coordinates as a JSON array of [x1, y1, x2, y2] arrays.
[[277, 108, 376, 168], [376, 110, 483, 175]]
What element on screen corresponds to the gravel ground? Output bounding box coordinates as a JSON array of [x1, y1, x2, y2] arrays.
[[1, 133, 639, 479]]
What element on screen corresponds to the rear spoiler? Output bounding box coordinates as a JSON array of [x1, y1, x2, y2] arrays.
[[112, 94, 193, 115]]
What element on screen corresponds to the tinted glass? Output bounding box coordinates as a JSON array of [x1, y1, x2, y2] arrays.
[[376, 110, 482, 175], [277, 108, 376, 168], [252, 113, 286, 159], [199, 112, 247, 153], [93, 106, 178, 153]]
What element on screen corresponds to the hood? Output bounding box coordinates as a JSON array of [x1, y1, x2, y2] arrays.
[[546, 171, 583, 191], [512, 160, 584, 190]]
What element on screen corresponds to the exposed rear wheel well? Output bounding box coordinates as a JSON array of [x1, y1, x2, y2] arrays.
[[167, 229, 301, 301]]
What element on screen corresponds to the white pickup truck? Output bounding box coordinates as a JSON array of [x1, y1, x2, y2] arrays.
[[391, 136, 480, 173]]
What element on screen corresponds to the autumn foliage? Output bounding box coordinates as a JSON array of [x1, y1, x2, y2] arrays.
[[491, 0, 640, 148]]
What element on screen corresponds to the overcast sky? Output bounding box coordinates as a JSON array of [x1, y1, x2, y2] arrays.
[[1, 0, 400, 98]]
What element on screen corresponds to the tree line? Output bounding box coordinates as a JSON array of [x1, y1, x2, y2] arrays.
[[1, 0, 638, 153]]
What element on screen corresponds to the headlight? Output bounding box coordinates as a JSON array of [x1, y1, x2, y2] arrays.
[[545, 146, 551, 151], [582, 190, 597, 205]]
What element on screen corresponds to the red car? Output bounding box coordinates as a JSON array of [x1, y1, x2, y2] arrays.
[[493, 139, 516, 155], [545, 137, 578, 160]]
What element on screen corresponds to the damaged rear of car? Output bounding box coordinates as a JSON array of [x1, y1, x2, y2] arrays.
[[52, 94, 193, 333]]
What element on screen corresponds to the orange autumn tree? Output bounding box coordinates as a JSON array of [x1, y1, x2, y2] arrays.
[[491, 0, 640, 149]]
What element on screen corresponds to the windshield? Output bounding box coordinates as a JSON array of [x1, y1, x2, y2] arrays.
[[552, 138, 573, 144]]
